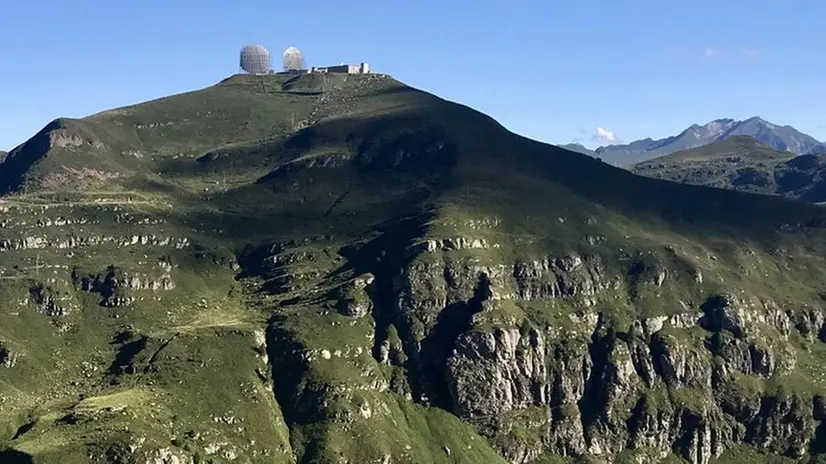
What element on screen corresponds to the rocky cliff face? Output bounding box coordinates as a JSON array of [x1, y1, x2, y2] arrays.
[[344, 239, 826, 463]]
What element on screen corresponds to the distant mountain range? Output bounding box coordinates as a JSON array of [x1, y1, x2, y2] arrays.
[[631, 135, 826, 203], [561, 117, 825, 167], [807, 143, 826, 155], [559, 143, 595, 157]]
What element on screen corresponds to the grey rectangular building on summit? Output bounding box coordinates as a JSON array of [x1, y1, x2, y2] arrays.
[[311, 63, 370, 74]]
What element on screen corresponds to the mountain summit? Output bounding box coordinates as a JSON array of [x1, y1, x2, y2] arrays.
[[4, 73, 826, 463], [591, 116, 822, 166]]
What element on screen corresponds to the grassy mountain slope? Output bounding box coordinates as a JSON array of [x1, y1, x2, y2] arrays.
[[632, 135, 826, 203], [3, 74, 826, 463]]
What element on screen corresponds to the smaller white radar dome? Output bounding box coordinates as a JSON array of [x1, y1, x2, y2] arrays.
[[240, 44, 271, 74], [283, 46, 306, 72]]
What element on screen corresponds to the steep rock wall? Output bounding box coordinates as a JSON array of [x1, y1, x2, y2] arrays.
[[373, 247, 826, 463]]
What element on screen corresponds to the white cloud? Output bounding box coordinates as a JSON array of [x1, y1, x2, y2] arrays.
[[592, 126, 617, 143], [704, 47, 724, 59]]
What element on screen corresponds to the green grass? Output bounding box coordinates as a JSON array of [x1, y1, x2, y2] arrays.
[[711, 445, 800, 463], [3, 72, 826, 462]]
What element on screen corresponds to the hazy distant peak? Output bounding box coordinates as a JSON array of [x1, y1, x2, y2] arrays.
[[682, 119, 738, 140], [558, 143, 596, 156], [592, 116, 823, 166]]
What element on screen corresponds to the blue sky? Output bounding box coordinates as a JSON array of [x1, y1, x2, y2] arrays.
[[1, 0, 825, 150]]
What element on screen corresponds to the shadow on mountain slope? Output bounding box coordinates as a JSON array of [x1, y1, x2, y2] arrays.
[[0, 449, 33, 464]]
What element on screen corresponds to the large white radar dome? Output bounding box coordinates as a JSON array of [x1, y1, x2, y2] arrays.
[[283, 46, 306, 72], [240, 44, 271, 74]]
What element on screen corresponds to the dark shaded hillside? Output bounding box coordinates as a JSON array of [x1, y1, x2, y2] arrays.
[[3, 74, 826, 463], [632, 135, 826, 203]]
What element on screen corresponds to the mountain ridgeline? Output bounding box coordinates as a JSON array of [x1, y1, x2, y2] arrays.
[[580, 117, 824, 167], [632, 136, 826, 203], [4, 73, 826, 463]]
